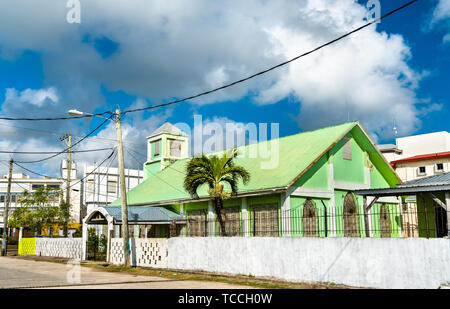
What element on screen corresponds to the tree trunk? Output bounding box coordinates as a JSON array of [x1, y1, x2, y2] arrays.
[[214, 197, 227, 237]]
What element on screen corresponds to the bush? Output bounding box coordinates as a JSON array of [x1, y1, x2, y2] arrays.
[[72, 229, 83, 238], [7, 237, 18, 246]]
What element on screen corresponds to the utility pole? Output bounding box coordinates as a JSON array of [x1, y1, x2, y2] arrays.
[[115, 109, 129, 266], [68, 108, 129, 266], [60, 133, 72, 237], [1, 158, 13, 256]]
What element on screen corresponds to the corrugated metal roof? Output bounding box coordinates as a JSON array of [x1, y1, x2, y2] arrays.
[[103, 206, 185, 223], [399, 172, 450, 188], [147, 122, 187, 138], [355, 185, 450, 197], [111, 121, 400, 206]]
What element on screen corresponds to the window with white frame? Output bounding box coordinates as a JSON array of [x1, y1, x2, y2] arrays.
[[31, 184, 43, 190], [417, 166, 426, 176], [170, 140, 181, 157], [435, 163, 444, 173], [87, 179, 94, 195], [107, 180, 117, 194], [153, 140, 160, 157]]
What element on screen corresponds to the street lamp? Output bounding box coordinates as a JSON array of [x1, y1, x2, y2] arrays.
[[68, 108, 130, 266]]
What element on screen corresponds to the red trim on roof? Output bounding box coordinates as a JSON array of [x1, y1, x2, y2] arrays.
[[391, 151, 450, 167]]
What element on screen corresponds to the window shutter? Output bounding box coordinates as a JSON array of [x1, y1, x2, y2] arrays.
[[154, 140, 160, 156], [170, 140, 181, 157], [342, 137, 352, 160]]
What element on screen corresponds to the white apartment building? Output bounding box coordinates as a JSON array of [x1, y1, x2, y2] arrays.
[[83, 164, 144, 215], [0, 160, 82, 237], [379, 131, 450, 182]]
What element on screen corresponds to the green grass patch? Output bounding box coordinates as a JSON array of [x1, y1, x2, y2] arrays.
[[32, 258, 353, 289]]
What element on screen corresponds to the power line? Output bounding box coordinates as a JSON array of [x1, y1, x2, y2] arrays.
[[0, 147, 113, 155], [12, 161, 62, 180], [68, 148, 117, 191], [0, 111, 113, 122], [124, 146, 186, 195], [14, 116, 113, 164], [121, 0, 419, 116], [124, 146, 187, 176], [0, 1, 417, 122], [0, 122, 142, 147]]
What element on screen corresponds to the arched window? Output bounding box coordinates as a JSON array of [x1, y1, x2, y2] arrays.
[[379, 204, 391, 238], [343, 193, 359, 237], [302, 200, 318, 237]]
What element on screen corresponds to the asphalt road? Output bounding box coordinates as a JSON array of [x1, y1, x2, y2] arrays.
[[0, 257, 254, 289]]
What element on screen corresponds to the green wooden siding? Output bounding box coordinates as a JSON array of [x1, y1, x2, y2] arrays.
[[290, 196, 329, 237], [332, 133, 366, 184]]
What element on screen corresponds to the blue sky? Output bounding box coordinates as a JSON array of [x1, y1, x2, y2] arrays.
[[0, 0, 449, 176]]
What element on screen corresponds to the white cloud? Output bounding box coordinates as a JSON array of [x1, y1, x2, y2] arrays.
[[429, 0, 450, 43], [0, 0, 436, 159], [5, 87, 59, 107]]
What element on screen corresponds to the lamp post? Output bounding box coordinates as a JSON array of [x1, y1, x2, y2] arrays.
[[68, 109, 129, 266]]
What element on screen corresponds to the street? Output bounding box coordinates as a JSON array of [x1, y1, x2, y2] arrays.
[[0, 257, 254, 289]]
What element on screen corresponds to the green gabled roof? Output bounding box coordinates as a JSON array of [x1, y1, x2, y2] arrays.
[[112, 122, 348, 206], [111, 121, 399, 206]]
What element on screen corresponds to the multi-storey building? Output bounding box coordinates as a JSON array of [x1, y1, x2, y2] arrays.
[[379, 131, 450, 181], [83, 164, 144, 214], [379, 131, 450, 237], [0, 160, 82, 238]]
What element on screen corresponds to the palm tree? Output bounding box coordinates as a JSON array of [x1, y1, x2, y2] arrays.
[[184, 149, 250, 236]]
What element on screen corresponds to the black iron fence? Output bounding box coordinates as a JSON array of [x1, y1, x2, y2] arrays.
[[181, 205, 449, 239], [86, 228, 107, 261]]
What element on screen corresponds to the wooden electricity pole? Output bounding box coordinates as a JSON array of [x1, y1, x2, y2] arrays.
[[1, 158, 13, 256], [115, 109, 129, 266], [60, 133, 72, 237]]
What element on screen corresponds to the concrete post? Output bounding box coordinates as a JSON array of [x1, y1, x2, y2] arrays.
[[81, 221, 88, 260], [208, 200, 214, 236], [328, 158, 336, 237], [281, 192, 291, 237], [107, 221, 113, 263], [241, 197, 248, 237], [446, 192, 450, 237]]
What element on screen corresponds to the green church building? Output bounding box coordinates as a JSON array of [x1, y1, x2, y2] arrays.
[[107, 121, 405, 238]]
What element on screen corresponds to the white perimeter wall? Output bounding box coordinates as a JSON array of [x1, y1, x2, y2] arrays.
[[35, 238, 82, 260], [167, 237, 450, 289]]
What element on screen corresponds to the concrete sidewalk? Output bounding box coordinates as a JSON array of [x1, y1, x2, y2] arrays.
[[0, 257, 254, 289]]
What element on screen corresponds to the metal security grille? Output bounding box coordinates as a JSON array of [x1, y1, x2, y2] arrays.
[[302, 200, 318, 237], [379, 204, 391, 238], [188, 210, 207, 237], [252, 204, 278, 237], [224, 207, 241, 236], [343, 193, 359, 237], [169, 140, 181, 157], [154, 140, 160, 156]]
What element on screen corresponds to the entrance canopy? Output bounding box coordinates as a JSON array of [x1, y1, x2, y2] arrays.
[[84, 206, 186, 225]]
